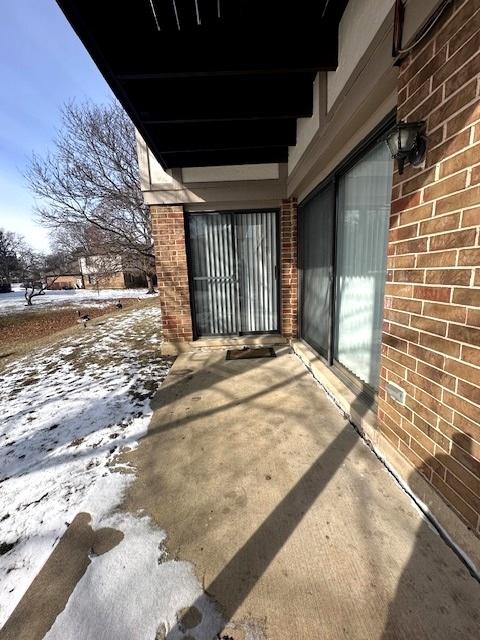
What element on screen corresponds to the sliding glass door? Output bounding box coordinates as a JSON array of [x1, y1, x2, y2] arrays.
[[334, 141, 392, 388], [188, 211, 278, 337], [299, 128, 393, 395]]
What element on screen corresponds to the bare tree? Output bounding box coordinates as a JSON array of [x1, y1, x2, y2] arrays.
[[0, 229, 25, 292], [25, 100, 156, 293], [18, 250, 69, 306]]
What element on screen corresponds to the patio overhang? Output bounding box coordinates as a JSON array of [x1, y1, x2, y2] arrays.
[[56, 0, 349, 168]]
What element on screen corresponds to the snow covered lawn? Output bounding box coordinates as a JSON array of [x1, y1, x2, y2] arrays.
[[0, 305, 200, 633], [0, 287, 157, 315]]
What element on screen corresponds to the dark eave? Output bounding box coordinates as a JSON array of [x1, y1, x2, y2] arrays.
[[56, 0, 350, 169]]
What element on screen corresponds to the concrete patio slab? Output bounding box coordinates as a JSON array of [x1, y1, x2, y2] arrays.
[[121, 346, 480, 639]]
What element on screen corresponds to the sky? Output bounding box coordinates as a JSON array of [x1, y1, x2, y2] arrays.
[[0, 0, 114, 252]]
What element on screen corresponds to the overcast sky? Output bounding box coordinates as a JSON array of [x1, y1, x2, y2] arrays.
[[0, 0, 114, 251]]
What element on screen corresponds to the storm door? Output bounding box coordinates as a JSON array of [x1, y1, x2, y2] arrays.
[[188, 211, 278, 337]]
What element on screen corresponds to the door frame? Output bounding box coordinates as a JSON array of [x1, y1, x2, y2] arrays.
[[185, 208, 281, 340]]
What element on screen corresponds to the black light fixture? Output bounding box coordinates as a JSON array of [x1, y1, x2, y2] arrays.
[[386, 120, 427, 175]]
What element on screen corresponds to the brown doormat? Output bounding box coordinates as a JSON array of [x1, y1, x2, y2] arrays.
[[226, 347, 276, 360]]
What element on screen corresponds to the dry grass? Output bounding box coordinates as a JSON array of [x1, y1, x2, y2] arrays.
[[0, 297, 160, 366]]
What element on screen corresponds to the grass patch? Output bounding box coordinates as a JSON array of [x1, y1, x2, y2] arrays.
[[0, 297, 159, 364]]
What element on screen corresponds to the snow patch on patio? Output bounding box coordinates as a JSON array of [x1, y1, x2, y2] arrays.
[[44, 508, 223, 640]]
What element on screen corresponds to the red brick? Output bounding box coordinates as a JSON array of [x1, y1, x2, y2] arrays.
[[408, 343, 445, 369], [395, 238, 428, 255], [435, 0, 477, 51], [420, 212, 461, 236], [393, 269, 425, 283], [417, 250, 457, 267], [467, 307, 480, 326], [423, 301, 467, 322], [462, 345, 480, 367], [440, 144, 480, 179], [423, 173, 468, 202], [457, 380, 480, 407], [452, 288, 480, 306], [425, 268, 472, 286], [400, 41, 435, 84], [448, 323, 480, 346], [400, 168, 436, 196], [457, 248, 480, 266], [448, 7, 480, 55], [410, 314, 447, 336], [417, 361, 456, 390], [413, 285, 451, 302], [419, 332, 461, 357], [431, 471, 479, 529], [398, 204, 433, 225], [430, 229, 477, 250]]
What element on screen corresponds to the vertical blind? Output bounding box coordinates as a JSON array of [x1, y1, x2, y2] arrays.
[[188, 211, 278, 336], [334, 141, 393, 387], [189, 213, 238, 335], [236, 212, 278, 333]]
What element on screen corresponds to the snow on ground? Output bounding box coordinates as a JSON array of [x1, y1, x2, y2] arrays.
[[0, 288, 157, 315], [0, 305, 226, 639], [0, 305, 209, 634]]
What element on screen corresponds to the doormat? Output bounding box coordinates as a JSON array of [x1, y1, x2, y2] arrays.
[[226, 347, 276, 360]]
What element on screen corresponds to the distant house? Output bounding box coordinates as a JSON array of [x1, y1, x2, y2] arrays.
[[44, 257, 84, 290], [79, 255, 147, 289], [45, 272, 84, 290], [46, 255, 147, 291]]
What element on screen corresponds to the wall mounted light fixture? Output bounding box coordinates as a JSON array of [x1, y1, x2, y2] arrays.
[[386, 120, 427, 175]]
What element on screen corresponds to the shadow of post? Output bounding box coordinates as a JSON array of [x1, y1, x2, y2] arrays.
[[381, 433, 480, 639]]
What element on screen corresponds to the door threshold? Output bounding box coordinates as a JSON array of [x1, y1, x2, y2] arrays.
[[195, 334, 287, 348], [161, 334, 287, 355]]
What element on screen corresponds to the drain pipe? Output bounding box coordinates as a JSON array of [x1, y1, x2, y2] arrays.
[[296, 350, 480, 584]]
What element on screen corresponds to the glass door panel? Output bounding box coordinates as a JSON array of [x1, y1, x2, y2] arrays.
[[236, 212, 278, 333], [189, 213, 238, 336], [334, 141, 393, 388], [300, 183, 334, 358]]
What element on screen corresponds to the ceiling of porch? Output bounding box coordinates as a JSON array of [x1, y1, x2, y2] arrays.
[[57, 0, 350, 169]]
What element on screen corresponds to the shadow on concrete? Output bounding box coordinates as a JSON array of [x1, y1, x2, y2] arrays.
[[0, 513, 124, 640], [166, 422, 357, 638], [381, 433, 480, 639]]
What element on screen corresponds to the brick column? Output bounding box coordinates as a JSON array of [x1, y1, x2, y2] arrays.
[[379, 0, 480, 535], [280, 197, 298, 338], [150, 205, 193, 345]]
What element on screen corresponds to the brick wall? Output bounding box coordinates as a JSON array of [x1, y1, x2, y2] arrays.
[[280, 198, 299, 338], [150, 204, 193, 343], [379, 0, 480, 535]]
